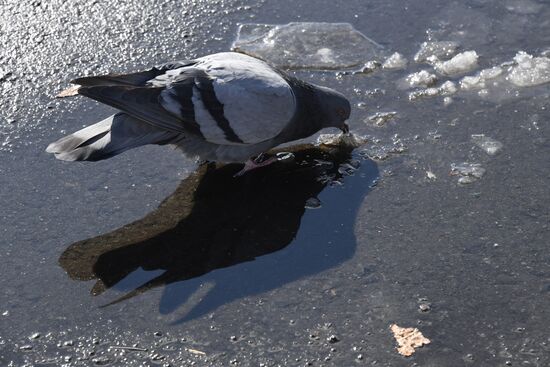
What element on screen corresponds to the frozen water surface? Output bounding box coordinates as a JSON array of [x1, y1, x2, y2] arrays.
[[1, 0, 550, 366], [232, 22, 384, 69]]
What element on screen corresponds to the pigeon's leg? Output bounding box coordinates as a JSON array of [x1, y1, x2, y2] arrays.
[[233, 155, 278, 177]]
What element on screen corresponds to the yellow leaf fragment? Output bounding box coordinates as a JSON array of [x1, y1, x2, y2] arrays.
[[390, 324, 431, 357], [56, 85, 80, 98]]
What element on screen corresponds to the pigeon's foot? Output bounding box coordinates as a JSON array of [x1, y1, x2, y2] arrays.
[[234, 155, 278, 177]]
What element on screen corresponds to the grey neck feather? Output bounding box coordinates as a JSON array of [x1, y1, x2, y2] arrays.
[[276, 74, 332, 143]]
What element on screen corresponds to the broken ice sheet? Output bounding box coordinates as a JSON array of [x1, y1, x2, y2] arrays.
[[232, 22, 384, 70], [414, 41, 460, 63], [450, 162, 486, 185], [471, 134, 503, 155], [390, 324, 431, 357]]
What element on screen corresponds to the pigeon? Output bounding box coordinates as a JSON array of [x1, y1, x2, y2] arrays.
[[47, 52, 351, 175]]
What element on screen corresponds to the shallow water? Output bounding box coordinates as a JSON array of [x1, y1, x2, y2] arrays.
[[1, 0, 549, 366]]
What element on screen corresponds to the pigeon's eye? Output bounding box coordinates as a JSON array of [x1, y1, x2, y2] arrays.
[[336, 107, 347, 118]]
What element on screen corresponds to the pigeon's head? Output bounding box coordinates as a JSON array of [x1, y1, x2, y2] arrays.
[[315, 85, 351, 133]]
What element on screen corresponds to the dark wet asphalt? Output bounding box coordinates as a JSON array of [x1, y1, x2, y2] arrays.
[[1, 0, 549, 366]]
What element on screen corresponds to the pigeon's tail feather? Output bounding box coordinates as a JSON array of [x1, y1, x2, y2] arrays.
[[46, 113, 182, 161], [71, 68, 165, 87]]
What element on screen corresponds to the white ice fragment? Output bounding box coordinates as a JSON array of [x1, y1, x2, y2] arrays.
[[433, 51, 479, 76], [409, 87, 439, 101], [316, 133, 367, 148], [480, 66, 503, 79], [405, 70, 438, 88], [439, 81, 457, 95], [409, 81, 457, 101], [507, 51, 550, 87], [460, 66, 504, 90], [232, 22, 384, 69], [450, 163, 486, 184], [443, 97, 453, 106], [367, 111, 398, 127], [460, 75, 484, 90], [382, 52, 408, 69], [471, 134, 503, 155], [414, 41, 460, 63], [355, 60, 382, 74]]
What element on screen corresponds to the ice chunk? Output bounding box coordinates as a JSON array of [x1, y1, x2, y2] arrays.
[[232, 22, 384, 69], [480, 66, 505, 80], [367, 112, 398, 127], [460, 75, 484, 90], [414, 41, 460, 63], [354, 60, 382, 75], [408, 87, 440, 101], [450, 163, 486, 184], [403, 70, 438, 88], [409, 81, 457, 101], [383, 52, 408, 70], [316, 133, 368, 148], [433, 51, 479, 76], [471, 134, 503, 155], [359, 136, 407, 160], [460, 67, 504, 90], [507, 51, 550, 87]]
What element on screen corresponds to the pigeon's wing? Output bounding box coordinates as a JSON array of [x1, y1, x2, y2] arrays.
[[185, 52, 297, 145], [75, 83, 198, 135], [72, 60, 197, 87]]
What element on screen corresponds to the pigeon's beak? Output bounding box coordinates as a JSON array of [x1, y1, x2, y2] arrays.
[[341, 123, 350, 134]]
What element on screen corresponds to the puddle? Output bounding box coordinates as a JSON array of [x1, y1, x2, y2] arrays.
[[59, 144, 379, 319]]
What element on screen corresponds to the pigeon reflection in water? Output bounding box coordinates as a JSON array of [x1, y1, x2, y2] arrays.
[[59, 143, 378, 320]]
